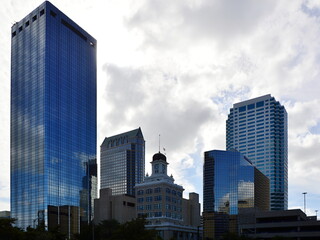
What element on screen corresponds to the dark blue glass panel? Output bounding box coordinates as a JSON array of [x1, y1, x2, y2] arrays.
[[247, 103, 255, 110], [256, 101, 265, 108], [239, 106, 246, 112]]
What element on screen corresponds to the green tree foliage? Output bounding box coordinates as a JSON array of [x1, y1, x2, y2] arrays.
[[0, 218, 24, 240], [0, 218, 161, 240], [75, 218, 161, 240], [0, 218, 66, 240]]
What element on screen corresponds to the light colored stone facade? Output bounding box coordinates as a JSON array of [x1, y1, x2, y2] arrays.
[[135, 152, 201, 240], [93, 188, 136, 224]]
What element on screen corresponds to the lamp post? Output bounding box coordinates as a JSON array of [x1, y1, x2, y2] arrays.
[[302, 192, 307, 214]]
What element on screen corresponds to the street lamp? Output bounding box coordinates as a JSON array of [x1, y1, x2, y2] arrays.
[[302, 192, 307, 214]]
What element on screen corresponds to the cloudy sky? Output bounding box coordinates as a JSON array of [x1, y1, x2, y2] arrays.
[[1, 0, 320, 217]]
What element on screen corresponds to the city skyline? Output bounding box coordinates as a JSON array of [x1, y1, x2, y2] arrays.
[[1, 0, 320, 217]]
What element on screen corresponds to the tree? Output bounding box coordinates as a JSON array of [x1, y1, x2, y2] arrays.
[[112, 218, 160, 240], [0, 218, 24, 240]]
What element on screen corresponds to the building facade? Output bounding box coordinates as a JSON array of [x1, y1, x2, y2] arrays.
[[203, 150, 270, 239], [0, 211, 11, 219], [10, 1, 96, 234], [238, 208, 320, 239], [135, 152, 201, 240], [93, 188, 136, 225], [100, 128, 145, 196], [226, 94, 288, 210]]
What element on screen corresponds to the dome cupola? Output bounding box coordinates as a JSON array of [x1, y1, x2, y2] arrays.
[[151, 152, 168, 175], [152, 152, 167, 162]]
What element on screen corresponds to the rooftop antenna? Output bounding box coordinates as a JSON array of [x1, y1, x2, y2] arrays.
[[159, 134, 160, 152]]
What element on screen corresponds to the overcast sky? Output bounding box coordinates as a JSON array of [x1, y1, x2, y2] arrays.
[[1, 0, 320, 217]]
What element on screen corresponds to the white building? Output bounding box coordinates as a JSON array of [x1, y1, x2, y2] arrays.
[[135, 152, 201, 240]]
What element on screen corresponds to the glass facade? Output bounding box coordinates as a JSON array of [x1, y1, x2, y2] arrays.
[[226, 94, 288, 210], [10, 1, 96, 232], [100, 128, 145, 196], [203, 150, 255, 215], [203, 150, 269, 239]]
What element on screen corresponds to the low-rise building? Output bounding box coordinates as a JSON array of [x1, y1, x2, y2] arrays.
[[0, 211, 10, 218], [94, 188, 136, 224], [135, 152, 201, 240], [239, 208, 320, 239]]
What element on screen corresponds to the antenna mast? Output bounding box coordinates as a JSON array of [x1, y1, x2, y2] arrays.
[[159, 134, 160, 152]]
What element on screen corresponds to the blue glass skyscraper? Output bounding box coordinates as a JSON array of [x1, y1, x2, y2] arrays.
[[100, 128, 145, 196], [203, 150, 270, 239], [10, 1, 96, 234], [226, 95, 288, 210]]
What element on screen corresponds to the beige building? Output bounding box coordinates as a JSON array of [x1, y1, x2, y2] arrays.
[[0, 211, 10, 218], [135, 152, 201, 240], [93, 188, 136, 224]]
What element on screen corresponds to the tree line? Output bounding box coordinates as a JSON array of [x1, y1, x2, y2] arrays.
[[0, 217, 161, 240]]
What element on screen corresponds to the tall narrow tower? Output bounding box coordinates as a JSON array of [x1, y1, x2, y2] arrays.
[[100, 128, 145, 196], [226, 95, 288, 210], [10, 1, 97, 233]]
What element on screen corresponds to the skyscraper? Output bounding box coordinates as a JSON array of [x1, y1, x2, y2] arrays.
[[100, 128, 145, 196], [10, 1, 96, 234], [226, 94, 288, 210], [203, 150, 270, 239]]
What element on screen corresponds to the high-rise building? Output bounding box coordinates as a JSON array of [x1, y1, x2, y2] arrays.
[[226, 94, 288, 210], [135, 152, 201, 240], [100, 128, 145, 196], [10, 1, 96, 234], [203, 150, 270, 239]]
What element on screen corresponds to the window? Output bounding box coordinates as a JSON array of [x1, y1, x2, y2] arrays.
[[61, 19, 87, 41], [32, 15, 37, 22], [50, 10, 57, 17], [154, 212, 162, 217], [256, 101, 264, 108], [239, 106, 246, 112], [40, 9, 45, 16], [154, 203, 161, 209], [25, 21, 29, 27], [248, 104, 255, 110], [154, 195, 162, 201]]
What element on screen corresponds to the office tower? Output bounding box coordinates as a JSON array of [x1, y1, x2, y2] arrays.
[[226, 94, 288, 210], [135, 152, 201, 240], [100, 128, 145, 196], [203, 150, 270, 239], [10, 1, 96, 234]]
